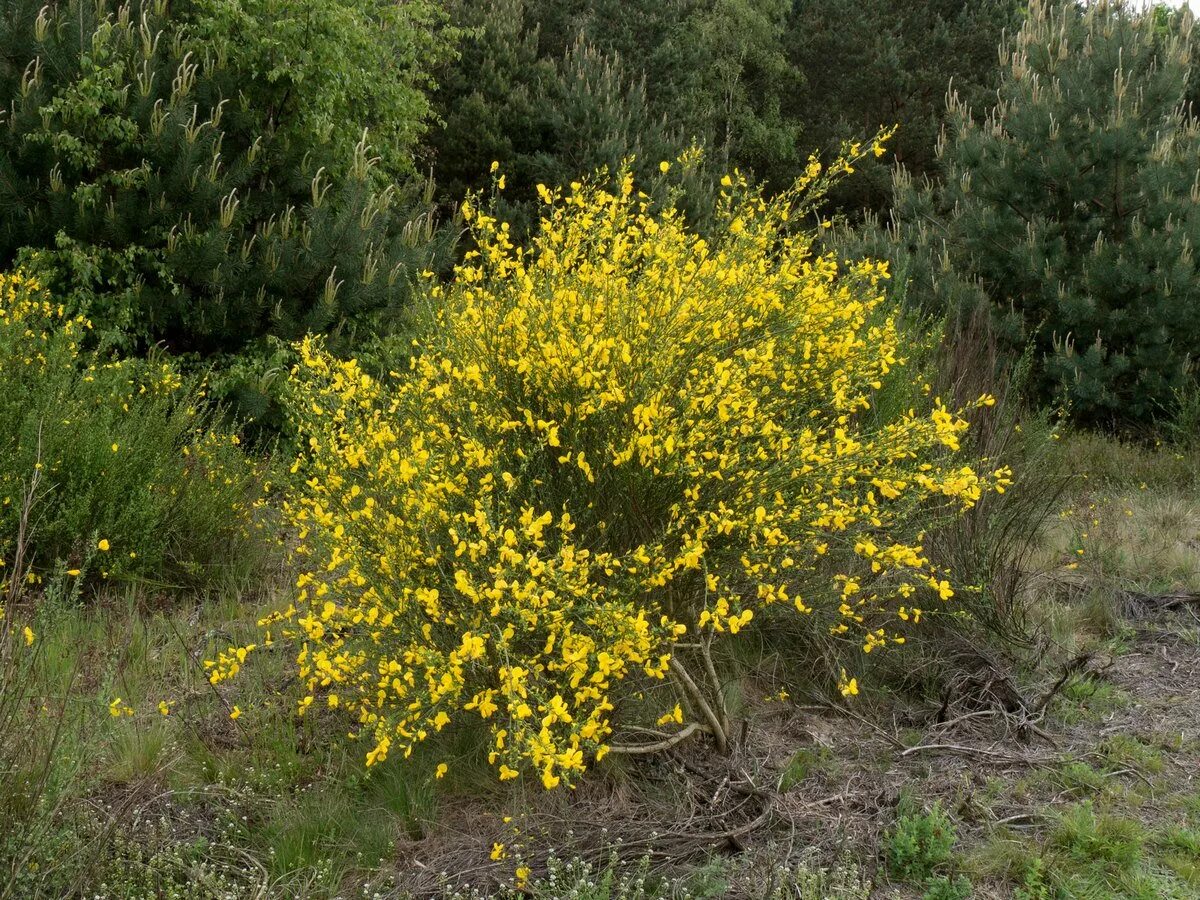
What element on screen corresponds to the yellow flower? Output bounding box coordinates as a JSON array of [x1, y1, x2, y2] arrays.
[[229, 705, 241, 720], [108, 697, 133, 717], [22, 626, 35, 646], [158, 700, 171, 716], [365, 737, 391, 767], [838, 669, 859, 698], [66, 569, 81, 576], [97, 539, 110, 552], [490, 843, 507, 861], [656, 704, 683, 726], [435, 762, 448, 779]]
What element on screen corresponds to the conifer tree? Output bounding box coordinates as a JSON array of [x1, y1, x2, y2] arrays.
[[882, 0, 1200, 425], [0, 0, 453, 357], [786, 0, 1022, 213], [529, 0, 801, 188], [428, 0, 703, 232]]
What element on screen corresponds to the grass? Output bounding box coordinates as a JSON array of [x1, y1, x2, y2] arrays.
[[948, 433, 1200, 900], [777, 746, 833, 792], [1, 431, 1198, 897], [970, 803, 1200, 900]]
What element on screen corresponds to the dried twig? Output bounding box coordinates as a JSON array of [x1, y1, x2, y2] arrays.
[[899, 742, 1050, 765], [1035, 652, 1093, 714], [608, 722, 708, 755]]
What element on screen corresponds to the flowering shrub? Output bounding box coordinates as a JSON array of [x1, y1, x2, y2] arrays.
[[0, 272, 269, 590], [213, 149, 1007, 788]]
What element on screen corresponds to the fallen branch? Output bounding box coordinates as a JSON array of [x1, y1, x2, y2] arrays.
[[712, 792, 774, 844], [992, 812, 1045, 827], [1035, 652, 1093, 714], [1119, 589, 1200, 619], [608, 722, 707, 755], [900, 742, 1049, 764]]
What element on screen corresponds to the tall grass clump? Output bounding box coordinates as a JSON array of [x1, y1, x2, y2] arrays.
[[211, 144, 1009, 789], [0, 272, 270, 591], [920, 314, 1067, 647]]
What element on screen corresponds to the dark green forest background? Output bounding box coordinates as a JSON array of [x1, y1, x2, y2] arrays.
[[1, 0, 1197, 431]]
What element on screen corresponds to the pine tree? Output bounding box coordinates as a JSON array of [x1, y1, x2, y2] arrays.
[[880, 0, 1200, 426], [431, 0, 1018, 212], [786, 0, 1022, 214], [530, 0, 802, 188], [0, 0, 452, 357], [427, 0, 704, 231]]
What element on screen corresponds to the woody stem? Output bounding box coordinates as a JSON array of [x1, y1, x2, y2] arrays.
[[669, 655, 727, 755]]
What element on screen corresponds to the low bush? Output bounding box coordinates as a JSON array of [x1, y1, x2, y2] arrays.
[[210, 146, 1007, 789], [887, 796, 959, 884], [0, 271, 269, 590]]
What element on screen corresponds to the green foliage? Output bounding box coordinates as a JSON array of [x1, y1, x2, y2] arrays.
[[1056, 761, 1109, 798], [1051, 803, 1146, 873], [0, 0, 453, 359], [786, 0, 1022, 213], [523, 0, 803, 185], [0, 273, 268, 589], [882, 0, 1200, 426], [182, 0, 452, 184], [428, 0, 708, 233], [887, 797, 959, 884], [434, 0, 1019, 211], [1055, 674, 1130, 724], [778, 746, 833, 792], [1166, 380, 1200, 449], [667, 0, 802, 183], [1013, 857, 1053, 900], [920, 874, 972, 900], [1047, 803, 1162, 897]]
